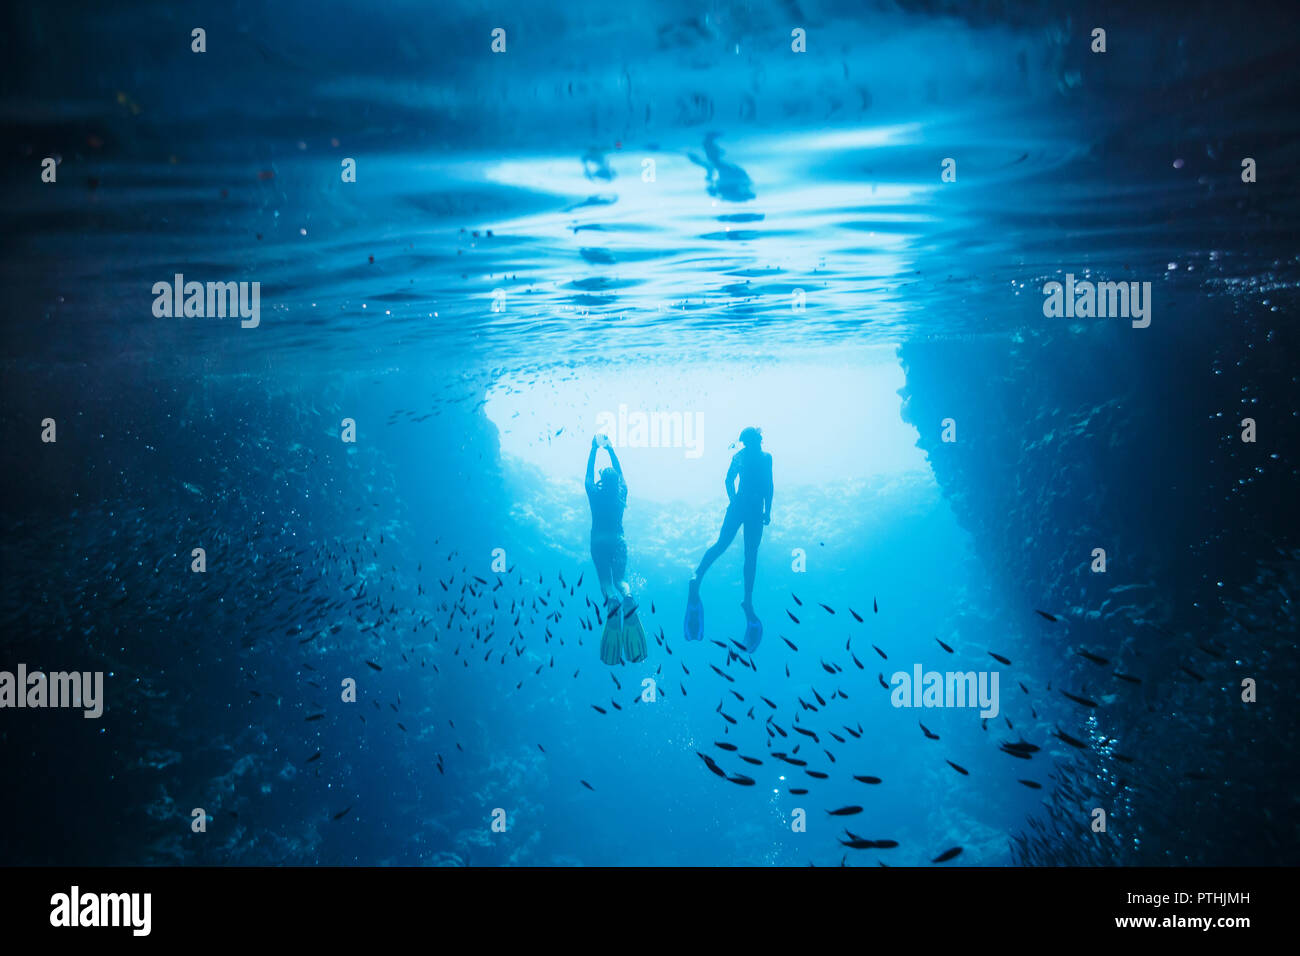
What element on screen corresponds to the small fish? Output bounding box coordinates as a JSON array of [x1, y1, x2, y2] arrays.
[[1181, 666, 1205, 682], [873, 598, 878, 613], [306, 751, 322, 763], [853, 775, 882, 784], [946, 760, 969, 775], [305, 713, 325, 722], [827, 806, 863, 816], [806, 770, 829, 779], [1054, 727, 1088, 749], [787, 611, 800, 624], [849, 608, 863, 622], [931, 847, 963, 863], [1061, 690, 1098, 708], [366, 661, 382, 671], [332, 806, 352, 820], [989, 652, 1012, 666], [697, 753, 726, 778], [877, 673, 888, 689], [791, 593, 803, 606], [872, 645, 887, 660], [715, 741, 738, 752], [581, 780, 595, 791], [782, 636, 798, 651], [1034, 609, 1058, 622], [789, 788, 809, 795], [819, 603, 835, 615], [936, 638, 954, 653], [1017, 779, 1043, 789], [727, 774, 756, 786], [1113, 672, 1142, 684], [591, 705, 607, 714], [1077, 650, 1109, 666]]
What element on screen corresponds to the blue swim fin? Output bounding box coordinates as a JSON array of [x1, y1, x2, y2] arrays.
[[743, 610, 763, 652], [684, 578, 703, 642]]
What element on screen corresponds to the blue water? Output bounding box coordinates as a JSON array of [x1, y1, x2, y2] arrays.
[[1, 1, 1297, 866]]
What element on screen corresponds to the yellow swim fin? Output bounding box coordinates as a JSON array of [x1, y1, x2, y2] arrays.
[[599, 598, 623, 665], [621, 601, 648, 664]]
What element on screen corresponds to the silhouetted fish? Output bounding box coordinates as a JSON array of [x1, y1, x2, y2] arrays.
[[872, 645, 887, 660], [727, 774, 756, 786], [989, 652, 1011, 665], [854, 775, 882, 784], [697, 752, 726, 778], [591, 705, 607, 714], [849, 608, 863, 622], [1077, 650, 1109, 665], [1035, 610, 1058, 622], [581, 780, 595, 791], [1018, 779, 1042, 789], [332, 806, 352, 820], [366, 661, 382, 671], [1061, 690, 1098, 708], [936, 638, 954, 653], [946, 760, 969, 775], [827, 806, 863, 816], [791, 593, 803, 606], [787, 611, 800, 624], [1054, 727, 1088, 749], [715, 741, 738, 752], [931, 847, 963, 863], [819, 603, 835, 615], [920, 722, 939, 740], [806, 770, 829, 779]]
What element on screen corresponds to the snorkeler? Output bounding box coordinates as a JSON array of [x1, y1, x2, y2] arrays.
[[586, 434, 648, 665], [685, 426, 773, 650]]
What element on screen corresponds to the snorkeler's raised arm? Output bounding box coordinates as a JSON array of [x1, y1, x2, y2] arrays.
[[585, 438, 599, 492], [605, 444, 624, 479]]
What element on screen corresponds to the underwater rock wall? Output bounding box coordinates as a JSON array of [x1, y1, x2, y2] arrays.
[[898, 291, 1299, 864]]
